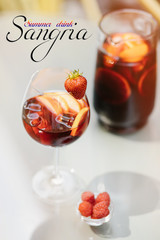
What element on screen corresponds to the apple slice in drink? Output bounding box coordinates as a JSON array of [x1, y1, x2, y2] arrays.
[[77, 99, 88, 108], [46, 92, 81, 113], [60, 93, 81, 113], [44, 92, 69, 113], [36, 95, 63, 116]]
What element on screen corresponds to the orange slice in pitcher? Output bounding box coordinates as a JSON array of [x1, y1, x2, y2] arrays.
[[138, 64, 156, 96], [103, 33, 124, 56], [119, 33, 149, 62], [103, 34, 124, 67], [95, 68, 131, 104], [71, 107, 89, 136]]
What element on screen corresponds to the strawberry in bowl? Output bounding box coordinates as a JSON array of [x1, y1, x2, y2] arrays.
[[78, 191, 113, 226]]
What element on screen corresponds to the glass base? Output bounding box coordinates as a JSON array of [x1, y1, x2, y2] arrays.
[[32, 166, 85, 205], [99, 116, 147, 134]]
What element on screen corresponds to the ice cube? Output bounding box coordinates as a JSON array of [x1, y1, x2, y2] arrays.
[[133, 18, 153, 36], [26, 111, 41, 127], [25, 103, 41, 112], [27, 112, 39, 120], [56, 113, 75, 129], [111, 35, 122, 45]]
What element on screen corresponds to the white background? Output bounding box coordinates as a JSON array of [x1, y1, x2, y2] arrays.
[[0, 13, 160, 240]]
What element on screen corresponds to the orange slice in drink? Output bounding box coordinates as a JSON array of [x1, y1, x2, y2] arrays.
[[119, 33, 149, 62], [44, 92, 69, 113], [138, 64, 156, 96], [36, 95, 62, 116], [71, 107, 89, 136]]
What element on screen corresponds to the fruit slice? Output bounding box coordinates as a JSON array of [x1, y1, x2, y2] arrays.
[[71, 107, 89, 136], [120, 42, 148, 62], [138, 64, 156, 96], [47, 91, 81, 113], [44, 92, 69, 112], [103, 33, 124, 57], [36, 95, 62, 116], [103, 34, 124, 67], [116, 65, 137, 85], [77, 99, 88, 108], [95, 68, 131, 104], [60, 92, 81, 113], [104, 33, 149, 63], [119, 33, 149, 62]]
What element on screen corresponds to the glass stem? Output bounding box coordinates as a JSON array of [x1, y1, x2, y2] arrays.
[[51, 147, 63, 185], [55, 147, 59, 177]]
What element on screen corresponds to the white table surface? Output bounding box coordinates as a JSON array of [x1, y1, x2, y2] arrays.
[[0, 12, 160, 240]]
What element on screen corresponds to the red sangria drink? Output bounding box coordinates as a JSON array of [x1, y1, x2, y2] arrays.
[[93, 9, 158, 133], [23, 92, 90, 147], [22, 68, 90, 204]]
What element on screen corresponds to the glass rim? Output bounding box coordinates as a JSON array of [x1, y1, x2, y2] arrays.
[[99, 8, 159, 41], [25, 90, 88, 100]]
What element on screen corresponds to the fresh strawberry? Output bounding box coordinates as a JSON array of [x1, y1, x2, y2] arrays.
[[95, 192, 110, 207], [81, 191, 95, 204], [64, 70, 87, 99], [78, 201, 93, 217], [92, 201, 109, 219]]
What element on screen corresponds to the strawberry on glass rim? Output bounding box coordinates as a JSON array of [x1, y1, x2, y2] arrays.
[[65, 69, 87, 99]]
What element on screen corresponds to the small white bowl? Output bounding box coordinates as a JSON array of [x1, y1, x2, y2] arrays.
[[77, 198, 113, 227]]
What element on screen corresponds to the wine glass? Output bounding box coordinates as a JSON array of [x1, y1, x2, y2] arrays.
[[22, 68, 90, 204]]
